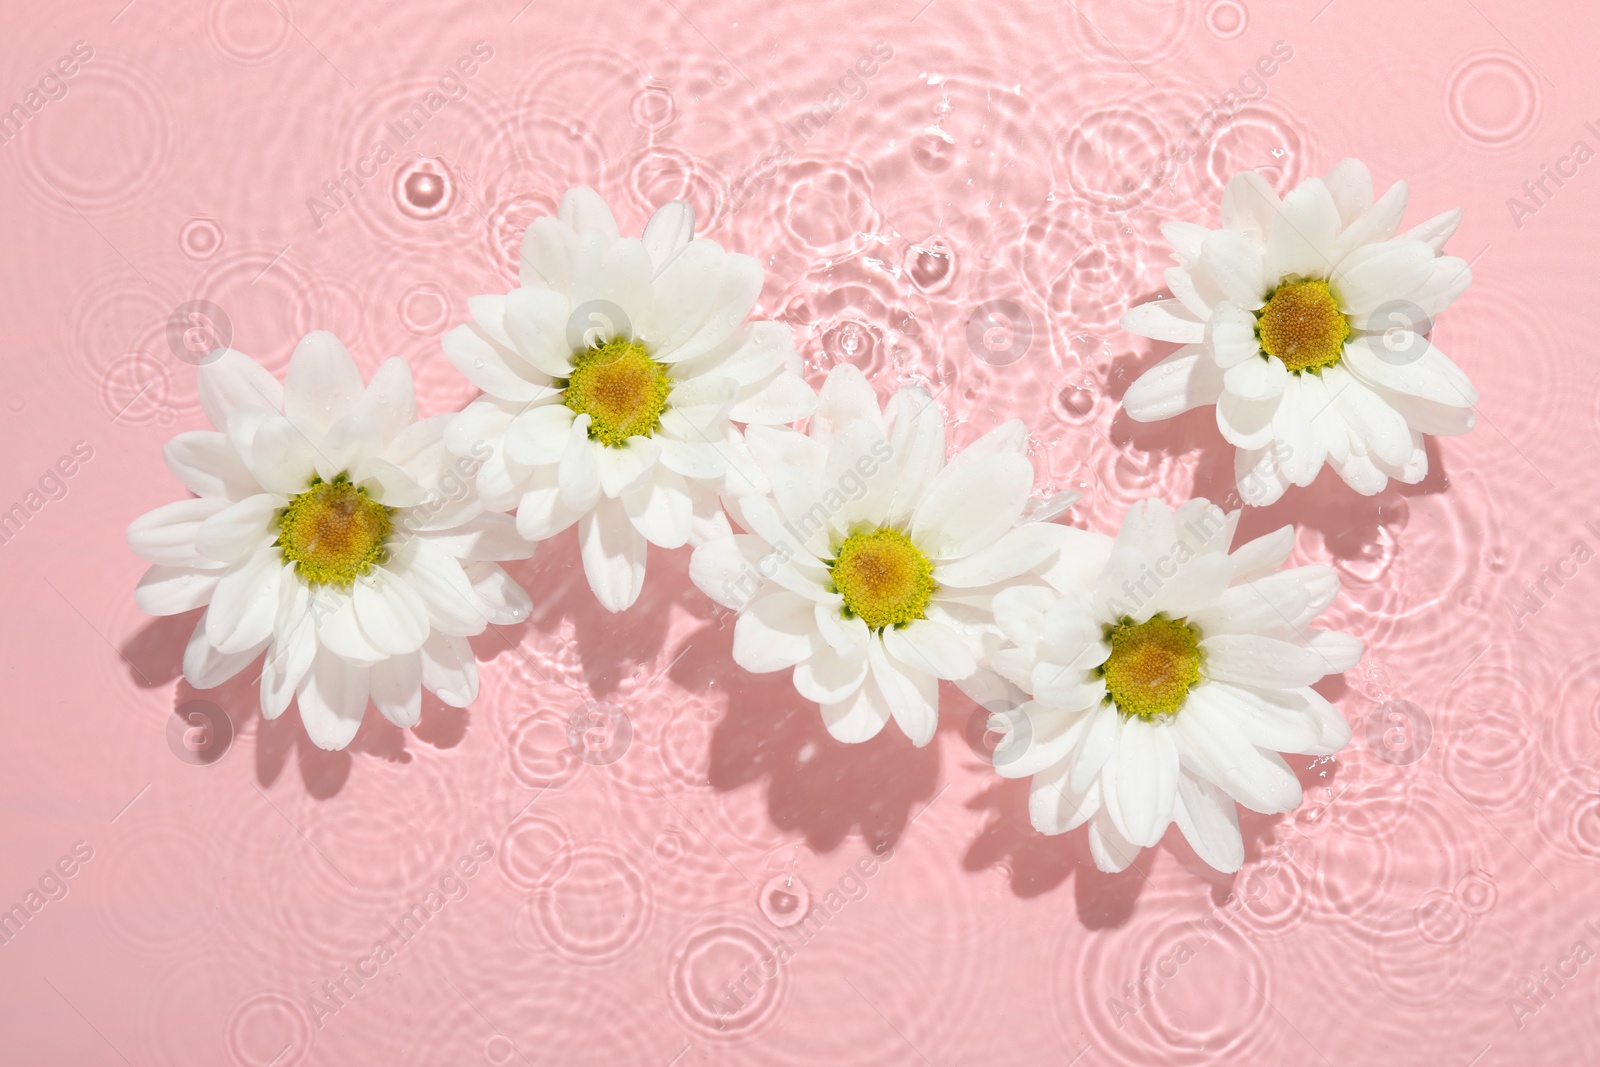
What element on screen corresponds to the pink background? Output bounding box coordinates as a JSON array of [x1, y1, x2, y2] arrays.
[[1, 0, 1596, 1062]]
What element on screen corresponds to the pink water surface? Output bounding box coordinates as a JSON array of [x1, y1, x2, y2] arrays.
[[1, 0, 1596, 1062]]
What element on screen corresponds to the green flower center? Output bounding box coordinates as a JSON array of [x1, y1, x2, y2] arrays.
[[562, 338, 672, 448], [1099, 615, 1203, 720], [1256, 279, 1349, 374], [277, 474, 394, 588], [828, 527, 937, 632]]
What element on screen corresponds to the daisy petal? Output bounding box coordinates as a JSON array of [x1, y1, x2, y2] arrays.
[[355, 358, 418, 444], [1322, 158, 1373, 227], [371, 653, 423, 728], [420, 632, 478, 706], [134, 565, 221, 616], [1296, 686, 1353, 755], [1115, 717, 1178, 847], [463, 562, 532, 625], [198, 349, 283, 429], [558, 186, 620, 238], [1122, 299, 1206, 344], [1220, 169, 1281, 242], [934, 523, 1069, 588], [809, 363, 883, 447], [1028, 762, 1100, 835], [514, 465, 587, 542], [1307, 628, 1364, 673], [1381, 390, 1477, 437], [1324, 365, 1413, 466], [1332, 449, 1390, 496], [1343, 335, 1478, 407], [1173, 772, 1244, 872], [284, 331, 364, 438], [579, 502, 648, 612], [1174, 688, 1303, 812], [884, 387, 946, 526], [206, 547, 283, 653], [128, 497, 231, 566], [1201, 633, 1329, 688], [910, 450, 1033, 559], [1272, 376, 1329, 486], [195, 494, 281, 564], [1204, 683, 1322, 752], [732, 590, 817, 671], [297, 652, 369, 750], [1069, 702, 1121, 795], [1406, 208, 1463, 254], [1207, 303, 1262, 368], [1234, 446, 1290, 506], [821, 676, 893, 744], [1229, 524, 1296, 582], [994, 703, 1090, 780], [1267, 177, 1340, 280], [164, 431, 259, 500], [1088, 813, 1142, 873], [419, 513, 536, 562], [1331, 179, 1408, 264], [558, 417, 602, 510], [622, 467, 694, 549], [794, 643, 869, 704], [570, 238, 656, 347], [1165, 266, 1212, 319], [502, 287, 577, 379], [642, 200, 695, 272], [519, 216, 577, 291], [1223, 355, 1287, 400], [690, 534, 771, 610], [596, 437, 661, 498], [1161, 221, 1209, 263], [1331, 238, 1435, 315], [246, 416, 318, 495], [1147, 553, 1234, 619], [260, 603, 315, 719], [883, 619, 976, 681], [1188, 572, 1312, 636], [355, 457, 426, 508], [1198, 228, 1268, 310], [868, 640, 939, 747], [732, 369, 816, 425], [442, 323, 552, 401], [1122, 345, 1224, 422], [1215, 381, 1280, 449], [353, 572, 430, 656], [397, 538, 488, 636], [314, 593, 385, 663], [183, 611, 265, 689]]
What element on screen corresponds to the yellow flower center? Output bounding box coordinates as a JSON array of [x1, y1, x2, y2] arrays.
[[1256, 279, 1349, 373], [828, 527, 937, 631], [277, 474, 394, 588], [562, 338, 672, 448], [1099, 615, 1203, 720]]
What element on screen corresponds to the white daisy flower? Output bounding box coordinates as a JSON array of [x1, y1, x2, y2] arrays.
[[987, 497, 1359, 873], [442, 186, 816, 612], [1121, 158, 1478, 504], [689, 364, 1079, 748], [126, 332, 534, 751]]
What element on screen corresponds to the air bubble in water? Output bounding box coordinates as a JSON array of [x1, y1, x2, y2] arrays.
[[394, 158, 454, 220]]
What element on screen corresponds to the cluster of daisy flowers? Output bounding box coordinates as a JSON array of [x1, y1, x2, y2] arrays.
[[129, 161, 1476, 873]]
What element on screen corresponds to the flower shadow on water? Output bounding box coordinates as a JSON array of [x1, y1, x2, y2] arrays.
[[501, 529, 703, 697], [1108, 319, 1451, 565], [120, 607, 471, 799], [669, 617, 942, 855]]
